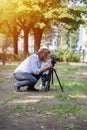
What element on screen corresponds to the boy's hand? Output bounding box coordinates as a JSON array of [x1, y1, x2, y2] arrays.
[[40, 64, 53, 72]]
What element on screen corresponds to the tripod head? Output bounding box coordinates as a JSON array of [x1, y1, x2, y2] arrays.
[[51, 56, 60, 66]]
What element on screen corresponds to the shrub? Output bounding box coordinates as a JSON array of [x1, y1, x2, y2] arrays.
[[0, 53, 30, 63], [51, 48, 80, 62]]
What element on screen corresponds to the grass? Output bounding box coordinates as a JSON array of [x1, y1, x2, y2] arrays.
[[0, 63, 87, 120], [0, 96, 15, 105], [55, 93, 68, 101], [51, 103, 79, 115], [0, 79, 4, 83], [50, 64, 87, 119], [11, 104, 28, 113], [0, 65, 17, 70], [51, 103, 87, 119], [35, 63, 87, 120]]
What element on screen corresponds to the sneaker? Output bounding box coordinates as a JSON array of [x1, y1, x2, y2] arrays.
[[42, 86, 47, 91], [14, 84, 21, 92]]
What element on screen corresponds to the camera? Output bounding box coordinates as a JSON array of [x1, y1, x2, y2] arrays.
[[51, 55, 60, 66]]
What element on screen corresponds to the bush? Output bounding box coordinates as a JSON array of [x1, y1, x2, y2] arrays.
[[0, 53, 30, 63], [51, 48, 80, 62]]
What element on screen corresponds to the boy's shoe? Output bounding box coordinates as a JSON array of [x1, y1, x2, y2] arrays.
[[14, 84, 21, 92], [42, 86, 47, 91]]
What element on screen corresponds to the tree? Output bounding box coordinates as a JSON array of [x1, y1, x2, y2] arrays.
[[0, 0, 86, 54], [15, 0, 33, 54], [31, 0, 86, 51], [0, 0, 21, 54], [16, 18, 32, 54]]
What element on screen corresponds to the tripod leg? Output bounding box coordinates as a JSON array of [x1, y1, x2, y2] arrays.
[[47, 70, 52, 90], [53, 69, 64, 92], [51, 69, 54, 84]]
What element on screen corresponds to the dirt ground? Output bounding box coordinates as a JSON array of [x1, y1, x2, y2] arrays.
[[0, 64, 87, 130]]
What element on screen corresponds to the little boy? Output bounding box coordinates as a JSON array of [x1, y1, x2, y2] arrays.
[[41, 59, 51, 90]]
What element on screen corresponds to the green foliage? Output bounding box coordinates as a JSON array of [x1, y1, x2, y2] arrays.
[[0, 0, 86, 35], [51, 48, 80, 62], [0, 0, 86, 54], [62, 49, 80, 62]]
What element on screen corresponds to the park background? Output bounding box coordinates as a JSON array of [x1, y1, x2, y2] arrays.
[[0, 0, 87, 64], [0, 0, 87, 130]]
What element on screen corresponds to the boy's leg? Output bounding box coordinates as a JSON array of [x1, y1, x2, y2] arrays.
[[41, 74, 48, 90], [41, 75, 46, 86]]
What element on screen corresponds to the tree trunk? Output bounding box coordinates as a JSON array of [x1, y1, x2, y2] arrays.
[[33, 28, 43, 52], [13, 35, 18, 54], [13, 26, 18, 54], [24, 29, 29, 55]]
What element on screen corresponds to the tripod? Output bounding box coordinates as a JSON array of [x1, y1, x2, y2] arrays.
[[46, 68, 64, 92]]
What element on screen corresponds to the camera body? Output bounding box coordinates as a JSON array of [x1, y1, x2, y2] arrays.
[[51, 56, 60, 66]]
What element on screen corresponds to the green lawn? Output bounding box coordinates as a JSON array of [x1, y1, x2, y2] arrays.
[[35, 63, 87, 120], [49, 63, 87, 119], [0, 63, 87, 121], [0, 64, 17, 70]]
